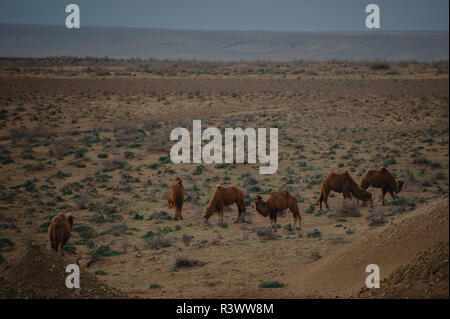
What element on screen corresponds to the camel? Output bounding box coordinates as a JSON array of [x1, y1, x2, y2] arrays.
[[48, 213, 73, 255], [319, 170, 373, 210], [360, 166, 404, 205], [254, 190, 301, 232], [168, 177, 185, 220], [202, 185, 246, 223]]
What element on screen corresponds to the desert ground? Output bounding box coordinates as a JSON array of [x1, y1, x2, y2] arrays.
[[0, 58, 448, 298]]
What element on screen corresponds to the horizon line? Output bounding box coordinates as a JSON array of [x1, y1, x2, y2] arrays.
[[1, 22, 448, 33]]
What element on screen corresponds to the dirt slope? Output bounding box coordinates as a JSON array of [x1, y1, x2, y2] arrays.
[[356, 241, 448, 298], [217, 197, 449, 298], [0, 242, 123, 299], [292, 197, 449, 298]]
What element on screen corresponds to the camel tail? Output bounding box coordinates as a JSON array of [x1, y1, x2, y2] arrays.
[[50, 229, 62, 252], [50, 235, 58, 251], [67, 215, 74, 230], [319, 187, 325, 210]]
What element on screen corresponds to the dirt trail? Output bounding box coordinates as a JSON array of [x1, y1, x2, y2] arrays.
[[215, 197, 449, 298]]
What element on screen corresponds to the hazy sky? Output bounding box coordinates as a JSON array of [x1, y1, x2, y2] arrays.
[[0, 0, 448, 31]]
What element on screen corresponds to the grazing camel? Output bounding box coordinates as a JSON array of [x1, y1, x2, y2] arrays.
[[360, 166, 404, 205], [202, 185, 246, 223], [319, 170, 373, 210], [48, 213, 73, 255], [168, 177, 185, 220], [254, 190, 301, 232]]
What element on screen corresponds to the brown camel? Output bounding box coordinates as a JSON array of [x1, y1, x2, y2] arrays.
[[48, 213, 73, 255], [319, 170, 373, 210], [360, 166, 404, 205], [168, 177, 185, 220], [254, 190, 301, 232], [202, 185, 246, 223]]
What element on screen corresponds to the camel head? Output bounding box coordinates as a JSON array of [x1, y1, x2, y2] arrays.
[[202, 205, 214, 223], [254, 195, 269, 217], [358, 189, 373, 205], [396, 180, 404, 193]]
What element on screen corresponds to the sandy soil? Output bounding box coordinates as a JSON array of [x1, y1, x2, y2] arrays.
[[0, 59, 448, 298]]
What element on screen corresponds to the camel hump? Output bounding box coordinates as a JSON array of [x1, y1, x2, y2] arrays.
[[256, 195, 262, 200], [215, 184, 224, 190], [343, 170, 349, 175], [175, 177, 182, 184], [53, 213, 64, 221], [280, 190, 290, 196], [380, 166, 388, 173]]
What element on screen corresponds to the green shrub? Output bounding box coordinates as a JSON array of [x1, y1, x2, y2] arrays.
[[63, 243, 76, 253], [214, 163, 228, 169], [68, 161, 86, 168], [158, 226, 173, 234], [0, 156, 14, 165], [306, 204, 315, 214], [218, 221, 228, 228], [248, 186, 261, 193], [259, 281, 285, 288], [384, 157, 396, 167], [307, 229, 321, 238], [141, 231, 156, 238], [158, 155, 171, 164], [314, 209, 328, 217], [0, 238, 14, 250], [149, 283, 162, 289]]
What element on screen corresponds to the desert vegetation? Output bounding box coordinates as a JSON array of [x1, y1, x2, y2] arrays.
[[0, 57, 448, 299]]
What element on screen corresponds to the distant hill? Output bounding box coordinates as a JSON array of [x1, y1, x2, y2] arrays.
[[0, 23, 448, 61]]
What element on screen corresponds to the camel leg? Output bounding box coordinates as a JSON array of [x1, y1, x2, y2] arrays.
[[320, 192, 328, 210], [295, 209, 301, 231], [290, 207, 300, 231], [236, 204, 244, 223], [60, 242, 65, 257], [324, 193, 329, 209], [179, 206, 183, 220], [381, 189, 386, 206]]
